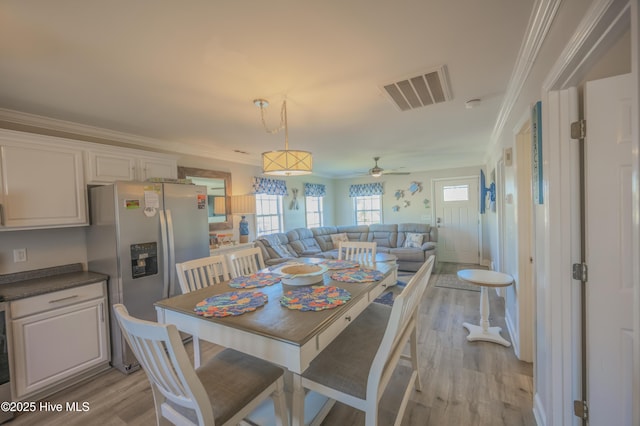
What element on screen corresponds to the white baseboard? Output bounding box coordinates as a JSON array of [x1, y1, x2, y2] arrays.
[[505, 306, 521, 359]]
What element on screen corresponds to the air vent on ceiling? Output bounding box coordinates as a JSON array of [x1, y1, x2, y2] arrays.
[[381, 65, 452, 111]]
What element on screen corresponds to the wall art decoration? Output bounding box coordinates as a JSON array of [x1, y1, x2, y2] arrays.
[[403, 200, 410, 208], [532, 100, 543, 204], [408, 181, 422, 195], [289, 188, 300, 210], [392, 205, 400, 212], [423, 198, 430, 208], [394, 189, 404, 200]]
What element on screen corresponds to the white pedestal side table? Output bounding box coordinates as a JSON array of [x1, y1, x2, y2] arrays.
[[457, 269, 514, 347]]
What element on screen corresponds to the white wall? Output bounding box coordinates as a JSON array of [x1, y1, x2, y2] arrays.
[[333, 165, 482, 229], [0, 227, 87, 274], [484, 2, 632, 425]]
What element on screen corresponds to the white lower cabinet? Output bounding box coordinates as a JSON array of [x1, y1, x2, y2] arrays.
[[9, 282, 110, 400]]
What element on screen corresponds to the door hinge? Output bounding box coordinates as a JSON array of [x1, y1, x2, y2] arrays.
[[573, 400, 589, 420], [571, 119, 586, 139], [572, 263, 588, 282]]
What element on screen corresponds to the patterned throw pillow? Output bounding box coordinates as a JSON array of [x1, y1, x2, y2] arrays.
[[403, 232, 424, 248], [330, 233, 349, 247]]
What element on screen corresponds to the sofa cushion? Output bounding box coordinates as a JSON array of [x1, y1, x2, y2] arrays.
[[287, 228, 323, 256], [389, 248, 425, 263], [397, 223, 436, 248], [330, 233, 349, 247], [367, 224, 398, 248], [257, 233, 299, 259], [336, 225, 369, 242], [422, 241, 437, 250], [403, 232, 424, 248], [311, 226, 340, 251]]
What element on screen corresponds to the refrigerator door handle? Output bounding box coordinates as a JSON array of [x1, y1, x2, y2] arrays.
[[166, 209, 176, 298], [159, 209, 170, 299]]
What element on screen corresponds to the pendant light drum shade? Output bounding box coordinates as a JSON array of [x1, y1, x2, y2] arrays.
[[255, 98, 313, 176], [262, 149, 312, 176]]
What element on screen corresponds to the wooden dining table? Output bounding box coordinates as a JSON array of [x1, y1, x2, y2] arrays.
[[155, 258, 396, 426]]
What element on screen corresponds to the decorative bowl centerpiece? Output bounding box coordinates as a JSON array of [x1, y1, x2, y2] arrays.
[[280, 264, 328, 286]]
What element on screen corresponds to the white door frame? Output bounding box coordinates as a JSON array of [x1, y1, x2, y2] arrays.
[[540, 1, 638, 425]]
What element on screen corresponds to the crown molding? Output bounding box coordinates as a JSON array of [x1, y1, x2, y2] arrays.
[[543, 0, 630, 91], [490, 0, 562, 145], [0, 108, 262, 167]]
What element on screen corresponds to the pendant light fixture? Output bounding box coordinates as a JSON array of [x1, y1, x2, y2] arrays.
[[255, 98, 312, 176]]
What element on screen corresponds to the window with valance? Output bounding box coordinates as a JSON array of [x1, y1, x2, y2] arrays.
[[348, 182, 384, 197], [304, 183, 326, 197], [304, 183, 326, 228], [252, 177, 287, 235], [252, 176, 289, 196]]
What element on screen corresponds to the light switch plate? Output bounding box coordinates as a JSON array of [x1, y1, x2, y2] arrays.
[[13, 248, 27, 262]]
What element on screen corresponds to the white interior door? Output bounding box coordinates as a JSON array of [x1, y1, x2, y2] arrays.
[[585, 73, 633, 425], [434, 177, 480, 264]]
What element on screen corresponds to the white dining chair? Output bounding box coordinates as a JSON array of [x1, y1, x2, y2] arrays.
[[113, 304, 288, 426], [298, 255, 435, 426], [176, 255, 230, 294], [226, 247, 265, 277], [338, 241, 377, 264], [175, 255, 231, 367]]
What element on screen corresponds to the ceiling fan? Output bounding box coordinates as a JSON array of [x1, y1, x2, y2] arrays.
[[368, 157, 410, 178]]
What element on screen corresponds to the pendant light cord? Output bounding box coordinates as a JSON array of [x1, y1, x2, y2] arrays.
[[258, 100, 289, 150]]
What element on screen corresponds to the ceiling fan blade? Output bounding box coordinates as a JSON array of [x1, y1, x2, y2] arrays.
[[383, 171, 410, 175]]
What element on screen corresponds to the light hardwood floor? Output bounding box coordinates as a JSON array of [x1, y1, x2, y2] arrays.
[[8, 262, 534, 426]]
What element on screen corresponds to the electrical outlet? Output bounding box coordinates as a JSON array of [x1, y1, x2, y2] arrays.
[[13, 248, 27, 263]]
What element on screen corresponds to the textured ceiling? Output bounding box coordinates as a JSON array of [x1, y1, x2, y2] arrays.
[[0, 1, 533, 178]]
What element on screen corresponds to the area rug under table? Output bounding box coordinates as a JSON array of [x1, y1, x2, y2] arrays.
[[373, 271, 414, 306]]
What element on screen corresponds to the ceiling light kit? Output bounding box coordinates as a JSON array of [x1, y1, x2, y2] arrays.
[[255, 98, 312, 176], [368, 157, 410, 178]]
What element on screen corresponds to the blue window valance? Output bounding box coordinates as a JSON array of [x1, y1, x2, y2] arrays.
[[349, 182, 384, 197], [304, 183, 326, 197], [252, 177, 288, 196]]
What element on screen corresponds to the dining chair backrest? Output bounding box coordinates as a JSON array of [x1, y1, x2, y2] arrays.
[[367, 254, 434, 398], [226, 247, 265, 277], [338, 241, 377, 264], [300, 254, 435, 426], [112, 304, 214, 425], [114, 304, 288, 426], [176, 255, 230, 294]]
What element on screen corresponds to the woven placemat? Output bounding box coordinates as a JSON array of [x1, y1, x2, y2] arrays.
[[280, 286, 351, 311], [194, 291, 268, 317], [228, 272, 281, 289], [330, 268, 384, 283]]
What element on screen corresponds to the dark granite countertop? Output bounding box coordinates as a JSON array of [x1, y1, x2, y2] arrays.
[[0, 263, 109, 302]]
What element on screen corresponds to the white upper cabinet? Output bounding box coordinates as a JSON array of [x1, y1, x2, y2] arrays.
[[0, 131, 87, 230], [85, 147, 177, 184]]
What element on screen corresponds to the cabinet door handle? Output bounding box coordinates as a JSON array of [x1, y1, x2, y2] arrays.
[[48, 295, 79, 304], [0, 204, 4, 226]]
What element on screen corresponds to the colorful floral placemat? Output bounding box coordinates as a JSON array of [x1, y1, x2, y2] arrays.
[[330, 267, 385, 283], [194, 291, 268, 317], [228, 272, 281, 289], [320, 259, 360, 270], [280, 286, 351, 311]]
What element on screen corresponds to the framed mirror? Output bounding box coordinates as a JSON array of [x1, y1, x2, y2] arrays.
[[177, 166, 232, 231]]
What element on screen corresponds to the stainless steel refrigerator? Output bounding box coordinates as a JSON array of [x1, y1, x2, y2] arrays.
[[86, 181, 209, 374]]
